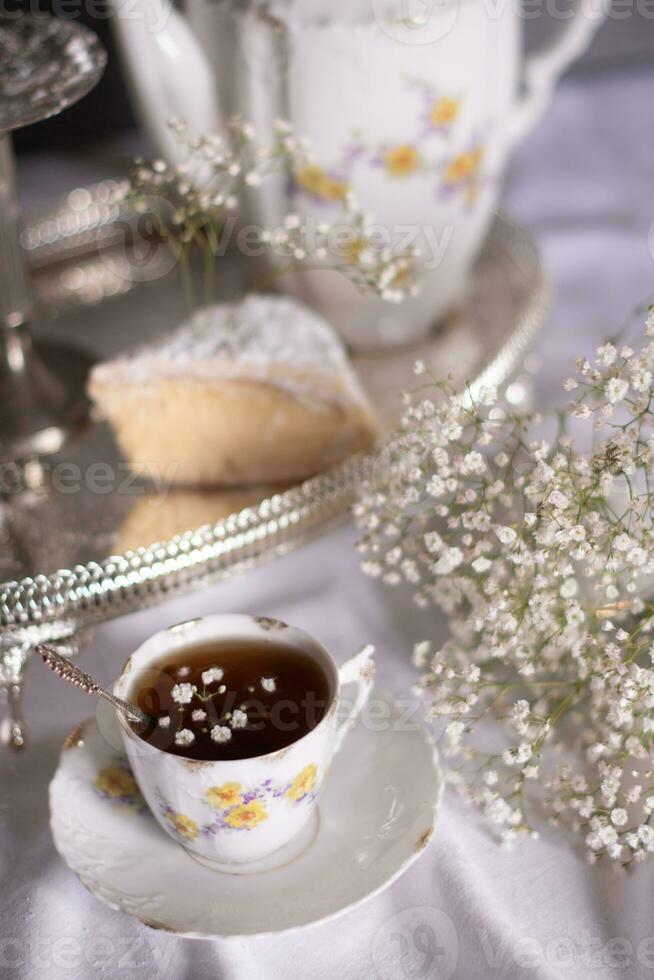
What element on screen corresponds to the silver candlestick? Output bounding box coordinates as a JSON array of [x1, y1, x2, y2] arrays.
[[0, 15, 106, 462]]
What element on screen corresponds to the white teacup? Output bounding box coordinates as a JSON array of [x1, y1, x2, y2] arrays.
[[113, 614, 375, 872]]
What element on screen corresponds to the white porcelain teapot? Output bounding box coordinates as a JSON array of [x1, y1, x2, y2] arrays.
[[111, 0, 608, 348]]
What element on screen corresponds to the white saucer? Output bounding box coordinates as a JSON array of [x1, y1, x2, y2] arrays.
[[49, 689, 443, 939]]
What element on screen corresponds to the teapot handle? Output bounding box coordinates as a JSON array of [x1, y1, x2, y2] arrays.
[[110, 0, 222, 162], [505, 0, 610, 150]]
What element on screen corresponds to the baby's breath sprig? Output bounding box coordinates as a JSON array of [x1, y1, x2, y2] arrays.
[[125, 117, 419, 306], [355, 307, 654, 866]]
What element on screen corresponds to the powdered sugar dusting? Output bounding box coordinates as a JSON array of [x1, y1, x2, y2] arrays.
[[91, 295, 372, 410]]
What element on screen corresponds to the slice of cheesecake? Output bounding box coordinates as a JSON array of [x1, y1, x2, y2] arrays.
[[89, 295, 378, 486]]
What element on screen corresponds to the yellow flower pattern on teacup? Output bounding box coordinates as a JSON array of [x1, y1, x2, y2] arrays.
[[165, 810, 199, 840], [152, 763, 321, 837], [296, 164, 348, 202], [224, 800, 268, 829], [206, 782, 243, 809], [286, 763, 319, 801], [94, 765, 139, 800], [429, 97, 460, 128], [383, 144, 421, 178]]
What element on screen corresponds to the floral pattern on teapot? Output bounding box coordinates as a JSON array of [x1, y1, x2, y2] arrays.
[[293, 80, 486, 209]]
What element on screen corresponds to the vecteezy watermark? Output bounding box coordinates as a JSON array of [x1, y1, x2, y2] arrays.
[[102, 197, 458, 284], [99, 194, 180, 286], [0, 930, 168, 972], [0, 460, 177, 501], [480, 0, 646, 21], [477, 929, 654, 972], [372, 0, 645, 44], [371, 911, 654, 977], [97, 689, 428, 755], [0, 0, 172, 32], [373, 907, 459, 980], [371, 0, 462, 45]]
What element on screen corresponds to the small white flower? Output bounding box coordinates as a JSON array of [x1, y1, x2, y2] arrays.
[[424, 531, 443, 553], [191, 709, 207, 722], [412, 641, 431, 667], [461, 451, 486, 475], [433, 547, 463, 575], [631, 368, 652, 392], [426, 475, 445, 498], [210, 725, 232, 744], [445, 721, 465, 746], [176, 666, 191, 678], [472, 556, 492, 574], [158, 715, 171, 728], [261, 677, 277, 693], [171, 683, 195, 705], [496, 526, 517, 546], [605, 377, 629, 404], [231, 709, 248, 729], [442, 421, 463, 442], [201, 667, 224, 685], [561, 578, 578, 598], [596, 343, 617, 367], [414, 359, 426, 376], [611, 808, 628, 827], [175, 729, 195, 747], [549, 490, 569, 510], [627, 547, 647, 567]]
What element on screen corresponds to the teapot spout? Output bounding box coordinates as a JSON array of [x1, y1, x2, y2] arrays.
[[110, 0, 222, 161]]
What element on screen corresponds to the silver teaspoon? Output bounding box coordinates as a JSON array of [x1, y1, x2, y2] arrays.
[[36, 643, 150, 725]]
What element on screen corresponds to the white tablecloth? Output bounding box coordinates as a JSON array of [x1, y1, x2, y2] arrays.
[[4, 64, 654, 980]]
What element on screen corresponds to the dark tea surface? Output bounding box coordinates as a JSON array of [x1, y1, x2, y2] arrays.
[[131, 640, 331, 760]]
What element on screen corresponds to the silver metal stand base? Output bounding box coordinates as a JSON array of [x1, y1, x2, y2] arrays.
[[0, 640, 29, 750], [0, 327, 94, 461], [0, 14, 106, 749]]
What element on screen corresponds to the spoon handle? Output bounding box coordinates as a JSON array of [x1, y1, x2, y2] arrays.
[[36, 643, 149, 725]]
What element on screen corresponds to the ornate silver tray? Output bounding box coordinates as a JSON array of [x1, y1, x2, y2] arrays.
[[0, 196, 549, 747]]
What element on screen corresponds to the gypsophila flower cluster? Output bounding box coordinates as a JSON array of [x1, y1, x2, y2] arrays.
[[355, 307, 654, 866], [126, 117, 419, 305]]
